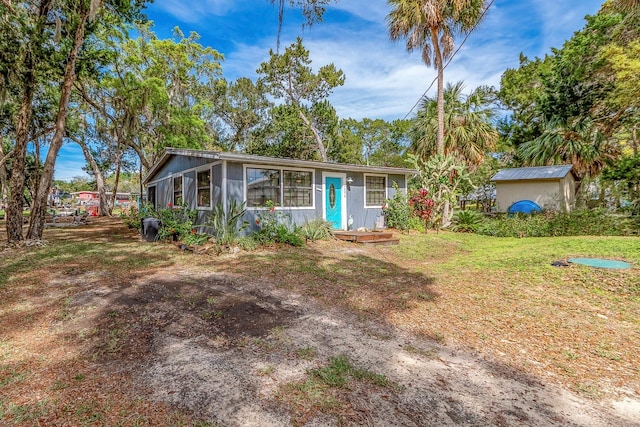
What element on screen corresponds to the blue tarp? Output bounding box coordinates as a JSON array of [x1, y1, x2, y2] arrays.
[[568, 258, 633, 269], [508, 200, 542, 214]]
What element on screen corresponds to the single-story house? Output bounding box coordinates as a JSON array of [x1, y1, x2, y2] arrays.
[[142, 148, 417, 231], [490, 164, 577, 213]]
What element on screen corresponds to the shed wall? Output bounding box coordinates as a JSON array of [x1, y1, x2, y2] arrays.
[[495, 180, 565, 212], [560, 174, 576, 211]]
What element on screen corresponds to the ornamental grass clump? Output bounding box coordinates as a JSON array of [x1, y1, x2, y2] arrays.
[[207, 200, 249, 250], [299, 218, 334, 241]]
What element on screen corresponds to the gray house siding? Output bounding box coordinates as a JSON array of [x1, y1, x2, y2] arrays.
[[151, 156, 212, 181], [144, 149, 415, 233], [341, 172, 406, 230]]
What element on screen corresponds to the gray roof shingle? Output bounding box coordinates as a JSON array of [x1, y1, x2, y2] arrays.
[[490, 165, 574, 182]]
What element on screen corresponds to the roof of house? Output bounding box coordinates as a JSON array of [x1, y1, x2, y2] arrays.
[[143, 148, 418, 184], [490, 165, 574, 182]]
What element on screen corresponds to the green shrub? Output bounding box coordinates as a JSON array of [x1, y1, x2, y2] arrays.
[[451, 210, 484, 233], [407, 216, 426, 232], [383, 182, 412, 231], [181, 229, 210, 247], [477, 208, 635, 237], [120, 207, 142, 231], [546, 208, 626, 236], [236, 236, 259, 251], [478, 213, 550, 237], [253, 200, 304, 246], [156, 202, 199, 241], [300, 218, 334, 241]]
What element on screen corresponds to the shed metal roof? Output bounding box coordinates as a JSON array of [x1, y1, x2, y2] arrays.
[[143, 148, 417, 184], [490, 165, 574, 182]]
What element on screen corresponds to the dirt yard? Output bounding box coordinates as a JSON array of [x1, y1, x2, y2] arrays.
[[0, 218, 638, 426]]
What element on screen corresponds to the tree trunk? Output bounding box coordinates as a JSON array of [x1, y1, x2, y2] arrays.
[[0, 142, 9, 208], [430, 29, 451, 227], [431, 28, 445, 156], [110, 141, 122, 212], [7, 80, 35, 242], [27, 10, 89, 240], [33, 135, 40, 200], [5, 0, 51, 242], [298, 109, 328, 162], [139, 160, 143, 208], [76, 137, 110, 216]]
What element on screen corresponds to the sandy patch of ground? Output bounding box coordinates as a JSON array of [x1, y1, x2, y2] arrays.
[[68, 266, 638, 426]]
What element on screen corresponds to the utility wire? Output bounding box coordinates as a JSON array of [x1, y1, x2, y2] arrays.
[[402, 0, 496, 120]]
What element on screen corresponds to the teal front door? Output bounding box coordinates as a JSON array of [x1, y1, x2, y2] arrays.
[[325, 176, 343, 229]]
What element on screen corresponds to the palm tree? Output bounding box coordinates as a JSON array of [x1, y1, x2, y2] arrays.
[[411, 81, 498, 167], [518, 117, 620, 188], [387, 0, 487, 155], [613, 0, 640, 11]]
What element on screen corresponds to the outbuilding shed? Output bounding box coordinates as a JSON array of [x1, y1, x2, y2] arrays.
[[490, 165, 577, 213]]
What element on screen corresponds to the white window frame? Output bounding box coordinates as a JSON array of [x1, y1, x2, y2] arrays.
[[364, 173, 387, 208], [195, 166, 213, 210], [243, 164, 316, 210]]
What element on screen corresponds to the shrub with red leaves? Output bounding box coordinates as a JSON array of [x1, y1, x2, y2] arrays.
[[409, 188, 435, 227]]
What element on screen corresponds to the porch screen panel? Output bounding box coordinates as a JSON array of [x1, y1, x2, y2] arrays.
[[246, 168, 281, 207], [283, 170, 312, 207], [365, 176, 386, 206]]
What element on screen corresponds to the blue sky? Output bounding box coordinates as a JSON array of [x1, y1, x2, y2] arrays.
[[54, 0, 604, 181]]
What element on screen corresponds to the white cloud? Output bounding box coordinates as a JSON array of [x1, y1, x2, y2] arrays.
[[153, 0, 236, 23], [328, 0, 390, 23], [149, 0, 606, 123]]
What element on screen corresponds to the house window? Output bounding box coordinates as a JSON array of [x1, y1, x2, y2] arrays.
[[365, 175, 386, 207], [173, 176, 183, 206], [147, 185, 156, 209], [283, 170, 313, 207], [246, 168, 281, 207], [197, 169, 211, 208]]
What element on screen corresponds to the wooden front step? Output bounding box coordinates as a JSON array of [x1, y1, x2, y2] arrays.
[[360, 238, 399, 246], [334, 231, 398, 245]]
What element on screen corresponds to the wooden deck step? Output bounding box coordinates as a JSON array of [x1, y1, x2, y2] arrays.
[[360, 238, 400, 246], [334, 231, 399, 245]]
